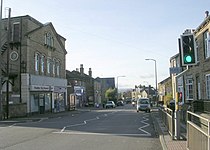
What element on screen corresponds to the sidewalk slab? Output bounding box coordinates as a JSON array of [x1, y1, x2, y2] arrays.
[[151, 110, 187, 150]]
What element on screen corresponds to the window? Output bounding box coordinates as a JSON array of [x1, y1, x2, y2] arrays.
[[47, 58, 51, 74], [204, 30, 210, 59], [56, 60, 60, 77], [196, 76, 201, 100], [35, 53, 39, 72], [206, 74, 210, 99], [12, 22, 20, 43], [186, 78, 193, 100], [52, 58, 56, 75], [195, 39, 199, 62], [41, 55, 45, 73], [44, 32, 54, 48]]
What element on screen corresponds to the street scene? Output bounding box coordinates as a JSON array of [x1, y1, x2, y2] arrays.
[[0, 105, 162, 150], [1, 1, 210, 150]]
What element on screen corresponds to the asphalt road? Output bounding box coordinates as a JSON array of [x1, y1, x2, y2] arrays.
[[0, 104, 162, 150]]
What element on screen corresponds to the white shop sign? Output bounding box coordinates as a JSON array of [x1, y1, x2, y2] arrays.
[[30, 85, 53, 91]]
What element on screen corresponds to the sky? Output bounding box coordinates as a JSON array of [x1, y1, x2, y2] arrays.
[[3, 0, 210, 89]]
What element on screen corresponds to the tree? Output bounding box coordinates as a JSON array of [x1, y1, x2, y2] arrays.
[[105, 88, 117, 102]]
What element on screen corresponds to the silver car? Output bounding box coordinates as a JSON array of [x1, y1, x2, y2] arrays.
[[137, 98, 151, 113], [105, 101, 116, 108]]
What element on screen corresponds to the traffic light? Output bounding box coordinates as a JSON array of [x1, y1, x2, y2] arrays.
[[180, 34, 197, 66]]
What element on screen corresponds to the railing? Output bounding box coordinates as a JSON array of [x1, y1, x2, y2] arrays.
[[159, 106, 174, 137], [187, 111, 210, 150]]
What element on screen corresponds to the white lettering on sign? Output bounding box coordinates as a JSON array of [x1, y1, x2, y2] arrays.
[[30, 85, 53, 91]]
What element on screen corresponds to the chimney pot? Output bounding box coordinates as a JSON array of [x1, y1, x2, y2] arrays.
[[205, 11, 209, 18]]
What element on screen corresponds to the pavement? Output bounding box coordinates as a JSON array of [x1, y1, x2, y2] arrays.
[[151, 109, 187, 150]]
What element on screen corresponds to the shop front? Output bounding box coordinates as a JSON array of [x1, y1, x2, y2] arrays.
[[21, 74, 67, 115], [30, 85, 53, 114]]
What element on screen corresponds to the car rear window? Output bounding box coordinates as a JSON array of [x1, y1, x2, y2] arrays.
[[139, 99, 149, 104]]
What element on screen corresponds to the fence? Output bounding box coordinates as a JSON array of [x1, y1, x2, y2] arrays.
[[159, 106, 174, 137], [187, 111, 210, 150]]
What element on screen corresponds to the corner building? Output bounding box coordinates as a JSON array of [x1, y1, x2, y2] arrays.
[[1, 15, 67, 117]]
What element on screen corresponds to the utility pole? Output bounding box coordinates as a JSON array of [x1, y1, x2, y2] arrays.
[[0, 0, 3, 120], [6, 8, 11, 119]]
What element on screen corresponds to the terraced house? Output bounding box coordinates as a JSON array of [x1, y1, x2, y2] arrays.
[[0, 15, 67, 118], [182, 14, 210, 111]]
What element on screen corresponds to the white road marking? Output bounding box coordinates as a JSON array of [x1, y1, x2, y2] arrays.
[[60, 116, 100, 132], [53, 131, 151, 137], [138, 114, 151, 136]]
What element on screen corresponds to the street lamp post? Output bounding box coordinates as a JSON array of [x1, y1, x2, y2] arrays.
[[116, 76, 125, 100], [145, 59, 158, 105], [0, 0, 3, 120]]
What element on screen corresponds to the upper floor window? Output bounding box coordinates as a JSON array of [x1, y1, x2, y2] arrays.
[[206, 74, 210, 99], [52, 58, 56, 75], [12, 22, 20, 43], [186, 78, 193, 100], [195, 39, 199, 62], [56, 60, 60, 77], [204, 30, 210, 59], [44, 32, 54, 48], [35, 53, 39, 72], [41, 55, 45, 73], [47, 58, 51, 74]]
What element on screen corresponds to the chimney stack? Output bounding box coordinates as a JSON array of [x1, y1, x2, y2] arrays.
[[88, 68, 92, 77], [80, 64, 84, 74]]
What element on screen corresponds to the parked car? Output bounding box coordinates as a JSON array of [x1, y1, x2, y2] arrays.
[[116, 100, 124, 106], [125, 98, 132, 104], [137, 98, 151, 113], [105, 101, 116, 108]]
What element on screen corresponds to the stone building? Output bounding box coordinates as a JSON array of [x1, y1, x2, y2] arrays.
[[158, 77, 172, 105], [1, 15, 67, 118], [178, 12, 210, 112], [66, 65, 95, 107]]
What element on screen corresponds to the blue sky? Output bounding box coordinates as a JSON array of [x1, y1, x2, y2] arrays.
[[3, 0, 210, 89]]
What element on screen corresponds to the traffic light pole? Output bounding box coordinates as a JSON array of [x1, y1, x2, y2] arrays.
[[174, 66, 188, 140]]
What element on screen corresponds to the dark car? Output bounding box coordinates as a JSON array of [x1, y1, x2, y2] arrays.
[[116, 101, 124, 106]]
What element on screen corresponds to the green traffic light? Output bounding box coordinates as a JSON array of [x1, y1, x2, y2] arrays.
[[185, 55, 192, 63]]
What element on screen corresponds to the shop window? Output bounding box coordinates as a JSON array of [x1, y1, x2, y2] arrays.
[[31, 94, 39, 112]]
